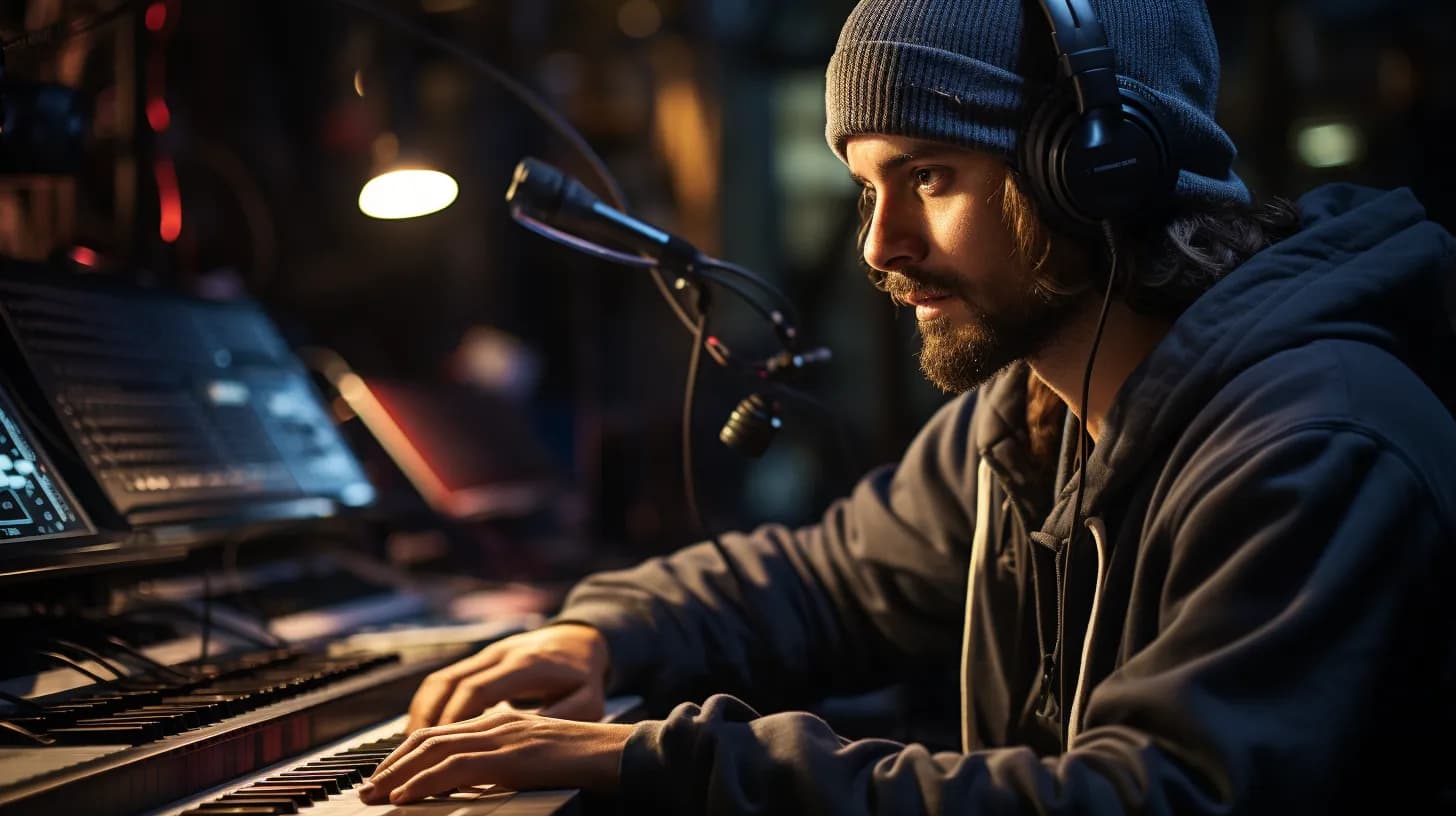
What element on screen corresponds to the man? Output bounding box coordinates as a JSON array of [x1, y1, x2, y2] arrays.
[[359, 0, 1456, 811]]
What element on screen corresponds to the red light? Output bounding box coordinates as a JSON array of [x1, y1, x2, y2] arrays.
[[145, 3, 167, 31], [155, 158, 182, 243], [146, 97, 171, 132], [69, 247, 100, 267]]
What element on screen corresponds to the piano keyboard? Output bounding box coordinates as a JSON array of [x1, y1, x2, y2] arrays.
[[148, 697, 642, 816], [0, 649, 470, 816], [1, 651, 399, 747], [145, 714, 576, 816]]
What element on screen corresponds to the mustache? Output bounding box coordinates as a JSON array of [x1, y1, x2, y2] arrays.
[[873, 268, 966, 306]]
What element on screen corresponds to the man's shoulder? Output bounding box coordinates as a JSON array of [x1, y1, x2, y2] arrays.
[[1186, 339, 1456, 487]]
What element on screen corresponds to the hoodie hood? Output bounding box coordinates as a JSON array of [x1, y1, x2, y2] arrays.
[[1045, 184, 1456, 533]]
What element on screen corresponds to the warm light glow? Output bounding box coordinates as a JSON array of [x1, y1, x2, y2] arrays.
[[70, 246, 99, 267], [146, 97, 171, 132], [155, 158, 182, 242], [1295, 121, 1364, 169], [358, 168, 459, 219], [618, 0, 662, 38], [144, 2, 167, 31], [421, 0, 477, 12]]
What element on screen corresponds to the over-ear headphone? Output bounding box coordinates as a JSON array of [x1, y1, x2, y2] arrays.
[[1018, 0, 1175, 228]]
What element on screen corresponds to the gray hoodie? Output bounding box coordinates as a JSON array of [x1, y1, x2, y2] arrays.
[[556, 184, 1456, 813]]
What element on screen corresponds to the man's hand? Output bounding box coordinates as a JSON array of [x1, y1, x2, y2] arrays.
[[406, 624, 610, 732], [358, 708, 634, 804]]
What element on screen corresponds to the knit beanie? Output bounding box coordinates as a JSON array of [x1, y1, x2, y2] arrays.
[[825, 0, 1250, 208]]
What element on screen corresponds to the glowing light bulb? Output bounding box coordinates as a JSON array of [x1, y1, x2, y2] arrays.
[[358, 168, 459, 219]]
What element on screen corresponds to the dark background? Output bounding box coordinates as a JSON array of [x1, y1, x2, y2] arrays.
[[2, 0, 1452, 576]]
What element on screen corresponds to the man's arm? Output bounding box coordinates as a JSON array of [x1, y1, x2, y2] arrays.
[[555, 391, 984, 709], [608, 425, 1454, 813], [402, 390, 987, 730]]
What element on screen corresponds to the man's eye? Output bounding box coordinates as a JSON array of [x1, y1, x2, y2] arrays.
[[913, 168, 944, 190]]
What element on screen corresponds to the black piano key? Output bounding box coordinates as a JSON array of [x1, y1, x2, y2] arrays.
[[179, 807, 287, 815], [123, 706, 205, 729], [297, 764, 364, 783], [47, 723, 160, 743], [161, 694, 252, 716], [70, 718, 177, 738], [227, 788, 316, 806], [1, 715, 54, 732], [268, 776, 342, 795], [194, 802, 296, 815], [76, 712, 192, 729], [212, 797, 300, 813], [273, 774, 343, 793], [245, 782, 329, 800], [216, 793, 306, 811], [303, 760, 379, 775]]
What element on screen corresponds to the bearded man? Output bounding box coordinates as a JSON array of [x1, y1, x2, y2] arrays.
[[360, 1, 1456, 812]]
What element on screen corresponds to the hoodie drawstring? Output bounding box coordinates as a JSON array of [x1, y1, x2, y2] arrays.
[[1067, 517, 1109, 744], [960, 458, 994, 753]]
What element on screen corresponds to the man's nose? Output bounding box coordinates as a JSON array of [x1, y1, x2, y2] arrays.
[[861, 198, 925, 274]]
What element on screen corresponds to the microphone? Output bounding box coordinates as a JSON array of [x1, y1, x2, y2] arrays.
[[506, 157, 702, 267]]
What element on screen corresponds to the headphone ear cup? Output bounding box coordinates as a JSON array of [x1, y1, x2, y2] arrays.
[[1061, 93, 1170, 222], [1019, 86, 1173, 227], [1017, 87, 1085, 230]]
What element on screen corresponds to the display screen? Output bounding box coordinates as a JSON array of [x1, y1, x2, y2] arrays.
[[0, 383, 93, 542]]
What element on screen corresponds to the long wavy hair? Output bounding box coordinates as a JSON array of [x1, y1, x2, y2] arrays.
[[993, 171, 1303, 318]]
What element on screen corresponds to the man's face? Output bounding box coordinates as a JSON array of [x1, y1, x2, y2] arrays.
[[846, 134, 1084, 393]]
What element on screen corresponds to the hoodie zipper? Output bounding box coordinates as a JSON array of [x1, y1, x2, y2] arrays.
[[1052, 536, 1067, 714], [1032, 538, 1063, 730]]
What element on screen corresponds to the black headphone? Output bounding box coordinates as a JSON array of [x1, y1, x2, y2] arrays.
[[1018, 0, 1174, 228]]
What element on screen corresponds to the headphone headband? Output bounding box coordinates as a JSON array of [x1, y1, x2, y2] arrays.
[[1019, 0, 1174, 226], [1034, 0, 1121, 115]]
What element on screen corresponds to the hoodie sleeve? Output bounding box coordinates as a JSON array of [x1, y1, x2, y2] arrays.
[[612, 421, 1455, 814], [550, 392, 981, 709]]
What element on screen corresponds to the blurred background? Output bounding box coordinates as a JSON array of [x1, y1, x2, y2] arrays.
[[2, 0, 1453, 577]]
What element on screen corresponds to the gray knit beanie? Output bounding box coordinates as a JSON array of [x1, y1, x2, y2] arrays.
[[825, 0, 1251, 208]]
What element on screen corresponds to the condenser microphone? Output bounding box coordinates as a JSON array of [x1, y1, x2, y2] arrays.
[[506, 157, 702, 267]]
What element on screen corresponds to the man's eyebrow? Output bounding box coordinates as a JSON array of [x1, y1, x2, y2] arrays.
[[849, 143, 961, 187]]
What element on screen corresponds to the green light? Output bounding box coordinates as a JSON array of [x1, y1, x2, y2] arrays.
[[1294, 122, 1363, 169]]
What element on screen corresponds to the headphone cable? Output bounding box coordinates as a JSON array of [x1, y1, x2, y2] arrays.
[[1071, 223, 1119, 531], [1055, 220, 1119, 742]]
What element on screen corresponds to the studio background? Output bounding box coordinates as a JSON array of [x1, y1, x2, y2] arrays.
[[0, 0, 1450, 577]]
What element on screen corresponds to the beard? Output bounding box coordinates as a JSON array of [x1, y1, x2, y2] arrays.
[[883, 268, 1085, 394]]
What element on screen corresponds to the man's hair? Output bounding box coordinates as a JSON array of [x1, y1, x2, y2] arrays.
[[996, 172, 1302, 318]]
